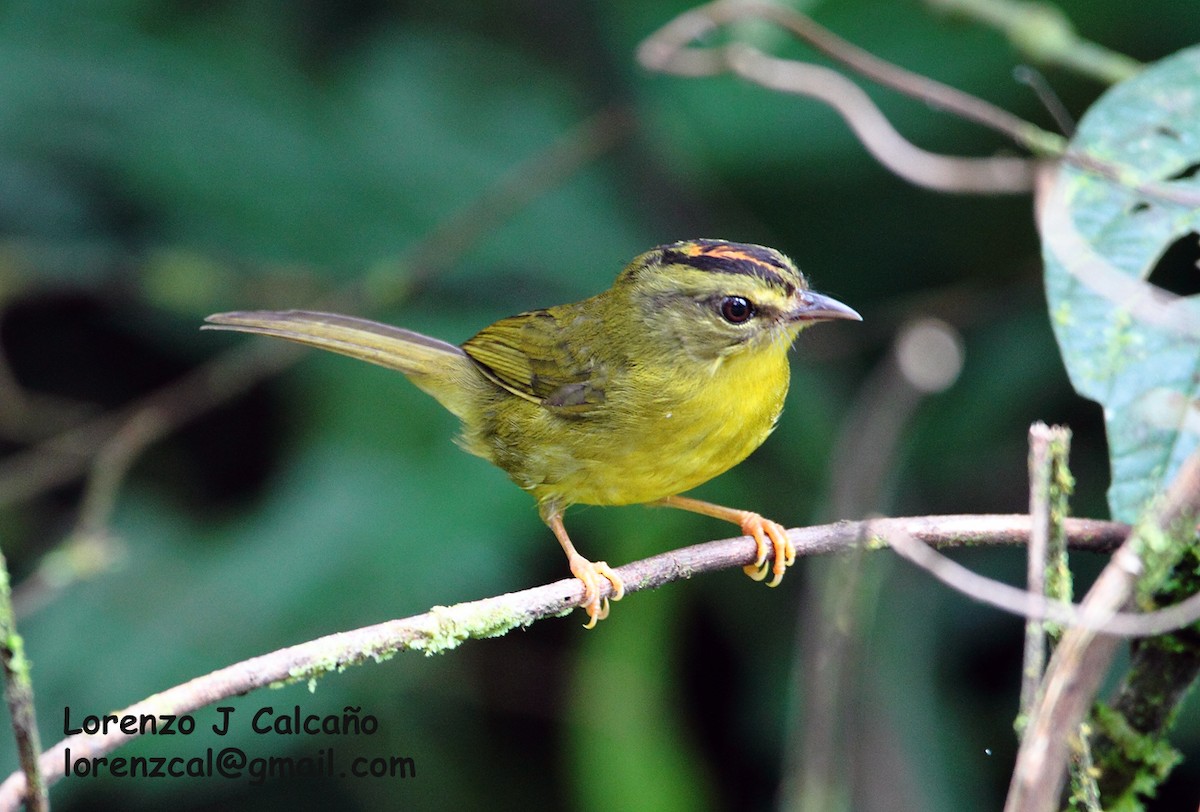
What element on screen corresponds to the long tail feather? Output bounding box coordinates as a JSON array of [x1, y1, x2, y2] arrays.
[[203, 310, 482, 418]]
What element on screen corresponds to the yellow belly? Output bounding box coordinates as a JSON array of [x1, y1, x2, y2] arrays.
[[475, 345, 791, 509]]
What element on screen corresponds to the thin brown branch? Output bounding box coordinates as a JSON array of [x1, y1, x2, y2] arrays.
[[1019, 424, 1058, 728], [639, 1, 1036, 193], [1012, 66, 1076, 136], [639, 0, 1200, 208], [724, 48, 1034, 193], [0, 514, 1128, 810], [881, 518, 1200, 638], [1061, 150, 1200, 209], [1005, 449, 1200, 812], [11, 410, 168, 617], [1022, 424, 1106, 809], [0, 338, 302, 510], [638, 0, 1061, 161], [0, 551, 47, 812], [73, 410, 168, 539]]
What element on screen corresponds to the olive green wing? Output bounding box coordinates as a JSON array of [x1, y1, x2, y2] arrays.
[[462, 308, 607, 413]]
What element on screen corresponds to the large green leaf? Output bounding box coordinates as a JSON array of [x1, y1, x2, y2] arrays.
[[1043, 45, 1200, 522]]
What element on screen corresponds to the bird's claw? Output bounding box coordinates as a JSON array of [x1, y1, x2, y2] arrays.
[[568, 554, 625, 629], [739, 513, 795, 588]]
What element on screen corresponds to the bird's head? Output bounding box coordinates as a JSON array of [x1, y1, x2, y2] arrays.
[[613, 239, 861, 362]]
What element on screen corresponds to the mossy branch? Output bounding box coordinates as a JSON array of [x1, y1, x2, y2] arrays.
[[1019, 422, 1074, 733], [0, 551, 46, 812], [1005, 449, 1200, 812], [1089, 545, 1200, 805], [0, 514, 1128, 810]]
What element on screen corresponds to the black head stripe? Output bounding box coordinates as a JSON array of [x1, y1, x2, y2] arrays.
[[658, 240, 797, 294]]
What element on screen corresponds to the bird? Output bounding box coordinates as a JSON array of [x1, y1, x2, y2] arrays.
[[203, 239, 861, 627]]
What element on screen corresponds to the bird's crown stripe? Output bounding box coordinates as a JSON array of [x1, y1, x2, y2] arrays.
[[659, 241, 795, 289]]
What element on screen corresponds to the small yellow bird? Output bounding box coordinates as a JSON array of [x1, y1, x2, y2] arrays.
[[204, 240, 860, 627]]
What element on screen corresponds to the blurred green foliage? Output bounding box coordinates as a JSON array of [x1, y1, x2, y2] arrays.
[[0, 1, 1197, 810]]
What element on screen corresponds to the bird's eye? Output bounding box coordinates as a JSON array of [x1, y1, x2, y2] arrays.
[[719, 296, 755, 324]]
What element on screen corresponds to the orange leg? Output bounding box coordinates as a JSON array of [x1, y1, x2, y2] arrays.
[[546, 510, 625, 629], [656, 495, 796, 587]]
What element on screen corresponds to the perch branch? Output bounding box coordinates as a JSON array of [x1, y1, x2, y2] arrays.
[[0, 514, 1127, 810]]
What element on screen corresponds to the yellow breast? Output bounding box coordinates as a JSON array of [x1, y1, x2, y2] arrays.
[[482, 341, 792, 509]]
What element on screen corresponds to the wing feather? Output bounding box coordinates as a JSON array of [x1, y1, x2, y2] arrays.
[[462, 309, 607, 413]]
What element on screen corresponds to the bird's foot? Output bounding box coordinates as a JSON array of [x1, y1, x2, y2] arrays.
[[567, 553, 625, 629], [740, 513, 796, 588]]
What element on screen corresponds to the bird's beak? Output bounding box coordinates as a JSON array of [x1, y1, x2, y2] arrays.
[[788, 290, 862, 323]]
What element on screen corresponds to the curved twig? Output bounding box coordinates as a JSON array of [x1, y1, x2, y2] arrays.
[[882, 520, 1200, 637], [639, 0, 1200, 207], [640, 0, 1051, 148], [724, 48, 1034, 193], [639, 6, 1037, 193]]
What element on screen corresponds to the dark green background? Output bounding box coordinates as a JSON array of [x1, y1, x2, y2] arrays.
[[0, 1, 1196, 809]]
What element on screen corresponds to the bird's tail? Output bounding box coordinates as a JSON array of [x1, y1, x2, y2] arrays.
[[203, 310, 485, 420]]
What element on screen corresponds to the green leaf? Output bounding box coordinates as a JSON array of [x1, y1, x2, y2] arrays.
[[1042, 45, 1200, 522]]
